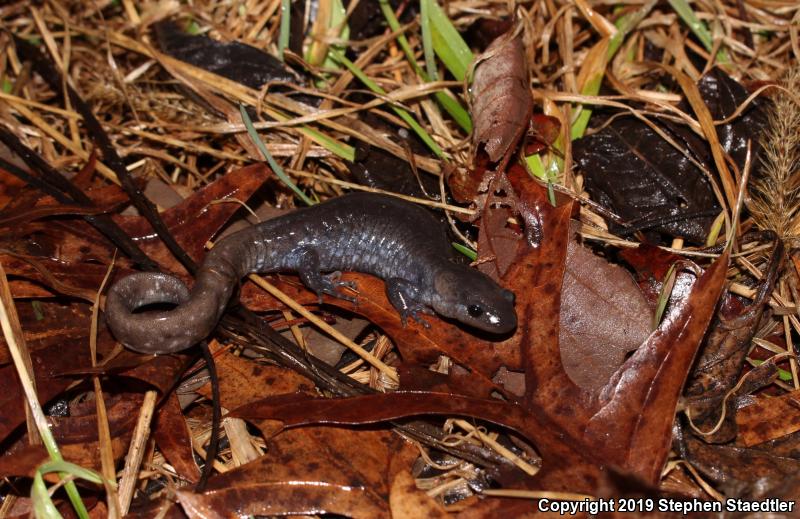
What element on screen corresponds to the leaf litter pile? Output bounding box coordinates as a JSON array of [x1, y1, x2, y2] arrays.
[[0, 0, 798, 517]]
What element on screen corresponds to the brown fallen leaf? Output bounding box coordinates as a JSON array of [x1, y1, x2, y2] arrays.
[[682, 431, 800, 498], [390, 470, 448, 519], [506, 170, 730, 484], [188, 348, 421, 518], [153, 392, 201, 483], [737, 389, 800, 447], [560, 238, 652, 391], [684, 240, 782, 443], [176, 427, 414, 519], [471, 26, 532, 168], [0, 339, 90, 444], [112, 163, 271, 276]]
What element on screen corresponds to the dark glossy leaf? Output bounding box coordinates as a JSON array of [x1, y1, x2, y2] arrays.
[[574, 68, 766, 243], [574, 115, 720, 242], [154, 21, 300, 89], [348, 142, 438, 199]]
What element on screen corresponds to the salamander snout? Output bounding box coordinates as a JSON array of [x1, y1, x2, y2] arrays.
[[432, 267, 518, 334]]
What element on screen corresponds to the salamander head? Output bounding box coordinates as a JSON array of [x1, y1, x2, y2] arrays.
[[431, 266, 517, 334]]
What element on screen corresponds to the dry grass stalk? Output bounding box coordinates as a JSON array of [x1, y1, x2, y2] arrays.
[[749, 68, 800, 240]]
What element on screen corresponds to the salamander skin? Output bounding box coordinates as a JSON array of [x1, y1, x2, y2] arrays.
[[105, 192, 517, 354]]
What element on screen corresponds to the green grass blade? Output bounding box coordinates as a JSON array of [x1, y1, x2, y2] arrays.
[[420, 0, 438, 80], [570, 2, 657, 140], [320, 0, 349, 72], [278, 0, 291, 61], [32, 471, 62, 519], [667, 0, 730, 63], [32, 461, 106, 519], [255, 105, 355, 160], [378, 0, 472, 132], [331, 51, 444, 158], [426, 0, 473, 81], [39, 461, 105, 485], [747, 358, 794, 382], [239, 104, 316, 205], [668, 0, 713, 51], [452, 242, 477, 260]]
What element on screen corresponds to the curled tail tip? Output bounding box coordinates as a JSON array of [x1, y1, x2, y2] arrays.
[[105, 272, 198, 354]]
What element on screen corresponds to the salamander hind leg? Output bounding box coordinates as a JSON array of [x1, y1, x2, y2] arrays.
[[295, 247, 357, 304], [385, 278, 433, 328]]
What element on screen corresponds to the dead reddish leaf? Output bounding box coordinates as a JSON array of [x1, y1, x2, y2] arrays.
[[196, 345, 316, 408], [475, 171, 521, 281], [506, 170, 730, 485], [524, 114, 561, 155], [0, 161, 28, 208], [230, 390, 618, 504], [0, 298, 94, 364], [737, 390, 800, 447], [188, 347, 449, 518], [619, 244, 681, 306], [390, 470, 448, 519], [471, 27, 532, 168], [176, 427, 414, 519], [263, 274, 522, 385], [682, 432, 800, 497], [113, 163, 271, 275], [0, 395, 139, 478], [154, 392, 201, 483]]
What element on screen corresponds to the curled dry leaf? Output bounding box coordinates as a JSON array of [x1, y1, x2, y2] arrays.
[[470, 27, 532, 168], [683, 240, 782, 443]]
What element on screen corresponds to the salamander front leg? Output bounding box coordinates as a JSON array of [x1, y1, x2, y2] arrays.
[[386, 278, 433, 328], [296, 247, 357, 304]]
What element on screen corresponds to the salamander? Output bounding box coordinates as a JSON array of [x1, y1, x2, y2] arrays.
[[105, 192, 517, 354]]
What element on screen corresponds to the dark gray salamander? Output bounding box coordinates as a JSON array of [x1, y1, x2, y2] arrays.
[[105, 192, 517, 354]]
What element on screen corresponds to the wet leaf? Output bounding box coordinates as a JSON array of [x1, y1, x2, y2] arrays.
[[573, 114, 720, 242], [470, 28, 532, 169], [348, 142, 439, 199], [573, 68, 767, 243], [113, 163, 271, 275], [684, 243, 781, 443], [525, 114, 561, 156], [390, 470, 448, 519], [682, 432, 800, 497], [153, 393, 201, 483], [176, 427, 414, 519], [506, 171, 729, 485], [0, 340, 90, 444]]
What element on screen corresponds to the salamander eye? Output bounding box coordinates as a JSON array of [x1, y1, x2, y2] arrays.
[[467, 304, 484, 318]]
